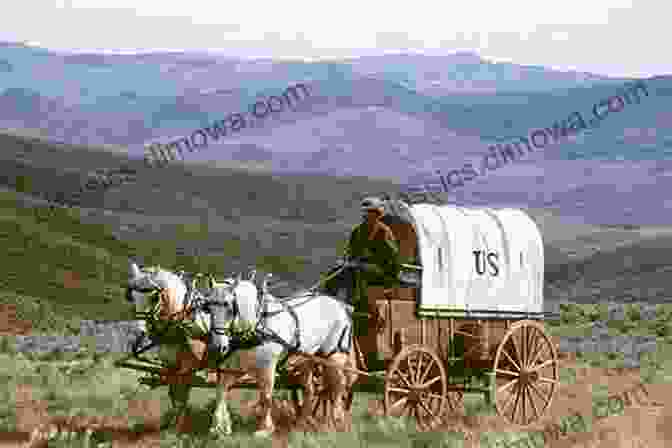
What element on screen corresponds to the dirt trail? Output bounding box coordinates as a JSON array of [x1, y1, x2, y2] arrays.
[[1, 305, 671, 447], [442, 352, 671, 448], [4, 359, 671, 447], [0, 304, 33, 336]]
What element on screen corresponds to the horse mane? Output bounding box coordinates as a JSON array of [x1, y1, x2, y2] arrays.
[[141, 266, 189, 312]]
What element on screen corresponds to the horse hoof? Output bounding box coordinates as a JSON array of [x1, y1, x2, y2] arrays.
[[209, 426, 231, 439]]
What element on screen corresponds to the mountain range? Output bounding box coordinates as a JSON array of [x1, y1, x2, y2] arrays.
[[1, 41, 670, 184], [1, 42, 672, 225]]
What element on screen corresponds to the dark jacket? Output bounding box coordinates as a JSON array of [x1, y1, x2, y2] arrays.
[[346, 220, 400, 283]]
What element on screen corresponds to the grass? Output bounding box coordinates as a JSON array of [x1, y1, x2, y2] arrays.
[[0, 189, 312, 335], [546, 302, 672, 383], [0, 344, 469, 447], [546, 302, 672, 385], [0, 302, 669, 446], [2, 170, 672, 445]]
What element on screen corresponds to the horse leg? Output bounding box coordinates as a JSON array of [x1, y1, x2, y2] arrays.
[[210, 374, 234, 438], [161, 342, 203, 432], [252, 361, 277, 437], [164, 380, 192, 431], [157, 346, 185, 430], [324, 352, 352, 430], [297, 359, 316, 423]]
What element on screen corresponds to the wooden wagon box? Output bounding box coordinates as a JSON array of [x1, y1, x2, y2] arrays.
[[355, 200, 557, 427], [369, 202, 545, 358]]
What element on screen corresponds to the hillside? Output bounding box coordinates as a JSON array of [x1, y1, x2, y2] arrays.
[[0, 189, 136, 333], [0, 131, 401, 332], [3, 130, 672, 337], [0, 185, 337, 334]]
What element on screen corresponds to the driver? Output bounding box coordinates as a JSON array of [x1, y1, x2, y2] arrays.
[[341, 196, 400, 370]]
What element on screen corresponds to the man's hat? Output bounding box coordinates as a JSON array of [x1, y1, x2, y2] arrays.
[[360, 196, 385, 213]]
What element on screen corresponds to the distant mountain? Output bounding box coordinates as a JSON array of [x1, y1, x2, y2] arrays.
[[0, 42, 670, 183], [343, 52, 622, 94]]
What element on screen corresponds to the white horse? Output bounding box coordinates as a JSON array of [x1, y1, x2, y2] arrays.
[[209, 272, 359, 435], [125, 262, 357, 437]]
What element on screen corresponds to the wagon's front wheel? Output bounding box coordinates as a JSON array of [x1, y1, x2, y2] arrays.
[[492, 320, 559, 426], [384, 345, 448, 429]]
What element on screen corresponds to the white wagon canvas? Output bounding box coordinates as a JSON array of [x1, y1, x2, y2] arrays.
[[405, 203, 544, 318]]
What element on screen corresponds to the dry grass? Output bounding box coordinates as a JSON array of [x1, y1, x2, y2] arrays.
[[0, 302, 671, 446]]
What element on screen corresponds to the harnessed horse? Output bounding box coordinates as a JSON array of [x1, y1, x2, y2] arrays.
[[125, 263, 250, 437], [125, 262, 357, 437], [202, 271, 358, 435]]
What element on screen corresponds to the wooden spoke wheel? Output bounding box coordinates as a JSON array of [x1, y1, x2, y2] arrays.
[[492, 320, 559, 426], [384, 345, 448, 429]]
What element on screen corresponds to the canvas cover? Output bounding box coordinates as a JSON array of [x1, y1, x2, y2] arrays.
[[406, 204, 544, 316]]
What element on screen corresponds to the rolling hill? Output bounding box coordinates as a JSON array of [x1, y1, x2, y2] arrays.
[[3, 130, 672, 336]]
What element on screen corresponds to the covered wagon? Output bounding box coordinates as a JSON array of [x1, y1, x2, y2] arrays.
[[353, 199, 557, 427], [114, 197, 559, 432]]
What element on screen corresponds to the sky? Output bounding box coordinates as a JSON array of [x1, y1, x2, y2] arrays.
[[1, 1, 668, 78]]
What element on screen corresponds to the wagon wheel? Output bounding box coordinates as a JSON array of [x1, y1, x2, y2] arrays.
[[384, 344, 448, 429], [492, 320, 559, 426]]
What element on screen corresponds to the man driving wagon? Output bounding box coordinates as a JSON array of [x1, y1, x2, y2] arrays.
[[325, 196, 401, 371]]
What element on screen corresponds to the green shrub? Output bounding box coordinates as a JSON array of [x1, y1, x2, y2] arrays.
[[0, 336, 17, 355], [559, 303, 587, 324], [625, 304, 642, 322]]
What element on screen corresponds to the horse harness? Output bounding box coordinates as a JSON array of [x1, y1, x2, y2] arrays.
[[217, 283, 303, 356], [128, 276, 205, 357], [129, 274, 332, 365]]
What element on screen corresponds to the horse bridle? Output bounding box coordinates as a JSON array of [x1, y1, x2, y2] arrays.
[[129, 274, 301, 357], [126, 274, 201, 356], [218, 280, 303, 353], [127, 286, 163, 321], [215, 280, 244, 335]]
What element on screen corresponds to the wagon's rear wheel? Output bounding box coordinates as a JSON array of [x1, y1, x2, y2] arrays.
[[384, 345, 448, 429], [492, 320, 559, 426]]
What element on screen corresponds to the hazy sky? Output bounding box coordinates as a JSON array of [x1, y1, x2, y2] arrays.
[[2, 1, 667, 77]]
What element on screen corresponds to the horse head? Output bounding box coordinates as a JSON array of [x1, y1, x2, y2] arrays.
[[126, 262, 189, 327], [203, 274, 260, 352]]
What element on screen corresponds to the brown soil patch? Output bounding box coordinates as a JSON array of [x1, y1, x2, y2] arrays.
[[0, 303, 33, 335], [1, 332, 670, 447], [1, 382, 165, 447], [61, 270, 81, 290], [358, 351, 671, 448], [429, 356, 671, 448]]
